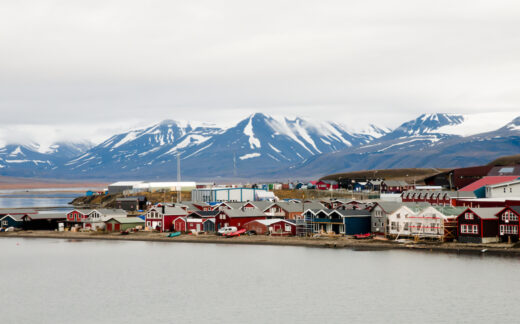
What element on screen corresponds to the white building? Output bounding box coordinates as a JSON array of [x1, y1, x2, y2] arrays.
[[191, 188, 272, 202], [485, 179, 520, 198], [83, 209, 127, 230]]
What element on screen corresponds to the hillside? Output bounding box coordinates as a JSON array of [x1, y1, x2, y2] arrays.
[[488, 154, 520, 166], [320, 168, 447, 183]]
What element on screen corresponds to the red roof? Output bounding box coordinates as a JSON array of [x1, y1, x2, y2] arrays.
[[459, 176, 520, 192]]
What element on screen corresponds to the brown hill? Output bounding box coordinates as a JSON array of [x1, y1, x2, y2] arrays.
[[320, 168, 448, 183], [488, 154, 520, 166]]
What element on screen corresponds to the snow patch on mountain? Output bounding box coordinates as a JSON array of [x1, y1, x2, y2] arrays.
[[436, 112, 519, 136], [243, 116, 261, 149], [239, 153, 261, 160]]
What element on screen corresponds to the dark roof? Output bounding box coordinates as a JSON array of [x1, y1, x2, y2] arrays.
[[335, 209, 371, 217], [507, 206, 520, 215], [188, 210, 219, 217], [24, 213, 67, 220]]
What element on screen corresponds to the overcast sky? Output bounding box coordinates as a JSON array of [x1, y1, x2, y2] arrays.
[[1, 0, 520, 146]]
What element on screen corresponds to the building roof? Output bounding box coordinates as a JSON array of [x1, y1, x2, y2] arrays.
[[221, 209, 266, 218], [459, 176, 519, 192], [428, 206, 467, 216], [94, 209, 127, 215], [247, 201, 274, 210], [0, 214, 24, 222], [273, 201, 307, 213], [334, 209, 371, 217], [487, 179, 520, 189], [246, 219, 293, 226], [105, 217, 145, 224], [488, 165, 520, 176], [188, 210, 219, 217], [24, 212, 67, 220], [466, 208, 503, 219], [220, 202, 246, 209], [384, 180, 410, 187], [109, 181, 144, 187]]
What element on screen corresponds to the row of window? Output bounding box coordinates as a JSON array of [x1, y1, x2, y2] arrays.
[[460, 224, 478, 234], [499, 225, 518, 235], [390, 222, 441, 233], [501, 211, 518, 221]]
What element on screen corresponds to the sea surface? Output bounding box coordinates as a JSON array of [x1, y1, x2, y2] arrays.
[[1, 237, 520, 324], [2, 192, 520, 323], [0, 189, 80, 209]]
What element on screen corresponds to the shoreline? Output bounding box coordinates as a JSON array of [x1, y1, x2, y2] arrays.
[[2, 231, 520, 257]]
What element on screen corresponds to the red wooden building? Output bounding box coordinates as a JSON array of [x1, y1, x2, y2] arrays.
[[456, 208, 501, 243], [497, 206, 520, 243], [315, 180, 339, 190], [145, 206, 187, 232], [215, 209, 267, 230], [243, 219, 296, 236]]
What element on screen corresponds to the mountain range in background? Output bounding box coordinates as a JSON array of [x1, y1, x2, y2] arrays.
[[0, 112, 519, 181]]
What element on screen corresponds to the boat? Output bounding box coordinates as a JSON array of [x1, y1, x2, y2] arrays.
[[226, 228, 247, 237], [353, 233, 371, 239], [167, 232, 181, 237]]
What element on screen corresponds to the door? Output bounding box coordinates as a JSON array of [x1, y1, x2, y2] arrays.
[[107, 223, 112, 231], [196, 224, 201, 232], [115, 223, 120, 231]]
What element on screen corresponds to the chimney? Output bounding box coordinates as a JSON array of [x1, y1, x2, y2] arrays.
[[162, 205, 165, 214]]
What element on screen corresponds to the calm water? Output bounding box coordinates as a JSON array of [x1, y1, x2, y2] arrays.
[[1, 238, 520, 323], [0, 189, 79, 209]]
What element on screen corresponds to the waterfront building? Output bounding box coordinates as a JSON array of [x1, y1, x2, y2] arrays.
[[338, 209, 371, 235], [215, 209, 267, 230], [456, 208, 502, 243], [105, 217, 145, 232], [243, 219, 296, 236], [496, 206, 520, 243], [145, 205, 187, 232]]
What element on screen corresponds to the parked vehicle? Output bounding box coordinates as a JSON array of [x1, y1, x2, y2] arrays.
[[217, 226, 237, 236], [226, 228, 247, 237], [167, 232, 181, 237]]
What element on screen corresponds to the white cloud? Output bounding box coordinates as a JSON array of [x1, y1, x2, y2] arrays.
[[0, 0, 520, 143]]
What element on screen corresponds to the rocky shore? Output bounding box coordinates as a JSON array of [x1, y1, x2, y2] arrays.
[[2, 231, 520, 257]]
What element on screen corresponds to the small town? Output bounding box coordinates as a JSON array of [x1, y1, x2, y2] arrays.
[[3, 160, 520, 255]]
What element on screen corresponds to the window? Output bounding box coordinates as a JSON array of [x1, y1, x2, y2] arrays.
[[147, 221, 151, 227], [2, 220, 7, 226], [285, 224, 291, 231], [465, 213, 474, 220], [461, 224, 477, 234], [396, 213, 400, 219], [404, 222, 409, 231], [391, 222, 397, 230]]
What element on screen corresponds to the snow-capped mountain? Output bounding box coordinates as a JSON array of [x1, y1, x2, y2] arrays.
[[383, 113, 464, 139], [61, 113, 376, 178], [0, 141, 92, 176], [291, 114, 520, 177], [1, 112, 519, 180]]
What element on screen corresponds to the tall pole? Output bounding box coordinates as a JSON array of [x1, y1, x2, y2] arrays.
[[177, 153, 181, 203]]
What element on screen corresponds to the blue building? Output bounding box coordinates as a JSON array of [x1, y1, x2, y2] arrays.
[[338, 209, 371, 235], [0, 214, 24, 229]]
